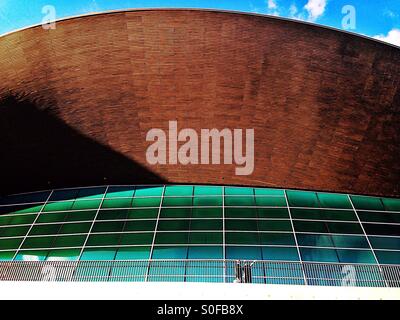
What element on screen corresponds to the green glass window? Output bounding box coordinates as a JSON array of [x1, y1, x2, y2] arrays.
[[36, 212, 69, 223], [157, 220, 191, 231], [363, 223, 400, 237], [225, 196, 255, 207], [155, 232, 189, 245], [152, 246, 187, 259], [71, 199, 101, 210], [369, 236, 400, 250], [226, 246, 262, 260], [86, 234, 121, 246], [350, 196, 384, 211], [15, 250, 49, 261], [92, 221, 125, 233], [76, 187, 106, 200], [381, 198, 400, 211], [189, 232, 223, 244], [101, 198, 133, 209], [226, 232, 259, 245], [46, 249, 80, 261], [64, 210, 97, 222], [291, 208, 357, 221], [119, 233, 153, 245], [0, 251, 16, 261], [131, 197, 161, 208], [194, 186, 223, 196], [49, 189, 78, 202], [0, 191, 50, 205], [259, 233, 296, 246], [375, 250, 400, 265], [258, 220, 293, 232], [0, 238, 23, 250], [0, 214, 36, 226], [287, 190, 319, 207], [192, 208, 222, 218], [127, 209, 159, 219], [0, 225, 30, 237], [160, 208, 191, 218], [193, 196, 222, 206], [105, 186, 135, 198], [164, 185, 193, 196], [317, 193, 352, 209], [358, 211, 400, 223], [43, 201, 74, 212], [225, 219, 258, 231], [162, 197, 192, 207], [255, 196, 286, 207], [0, 204, 43, 215], [115, 246, 151, 260], [190, 219, 223, 231], [225, 207, 257, 218], [124, 220, 156, 232], [257, 208, 290, 219], [80, 248, 116, 261], [187, 246, 223, 259], [262, 247, 300, 261], [134, 186, 163, 197], [254, 188, 285, 196], [294, 220, 363, 234]]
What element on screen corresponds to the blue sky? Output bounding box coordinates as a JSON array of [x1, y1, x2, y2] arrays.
[[0, 0, 399, 46]]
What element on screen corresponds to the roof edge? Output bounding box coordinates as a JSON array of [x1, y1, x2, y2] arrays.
[[0, 7, 399, 50]]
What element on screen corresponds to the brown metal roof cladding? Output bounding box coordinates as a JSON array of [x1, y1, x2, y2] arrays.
[[0, 9, 399, 197]]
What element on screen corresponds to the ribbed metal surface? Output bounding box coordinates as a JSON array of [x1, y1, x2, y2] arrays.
[[0, 260, 399, 287]]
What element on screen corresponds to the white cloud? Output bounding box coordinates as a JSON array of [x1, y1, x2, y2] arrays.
[[304, 0, 327, 21], [373, 29, 400, 47], [267, 0, 277, 10], [289, 4, 298, 17]]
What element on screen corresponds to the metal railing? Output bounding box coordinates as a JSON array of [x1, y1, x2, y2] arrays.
[[0, 260, 399, 287]]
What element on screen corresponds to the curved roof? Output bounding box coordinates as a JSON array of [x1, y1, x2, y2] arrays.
[[0, 9, 399, 196]]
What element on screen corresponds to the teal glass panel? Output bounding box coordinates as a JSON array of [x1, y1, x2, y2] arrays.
[[225, 196, 255, 206], [300, 248, 340, 263], [52, 235, 86, 248], [226, 246, 262, 260], [71, 199, 101, 210], [59, 223, 91, 234], [192, 208, 222, 218], [336, 249, 376, 264], [105, 186, 135, 198], [134, 186, 163, 197], [291, 208, 357, 221], [363, 223, 400, 236], [369, 236, 400, 250], [286, 190, 319, 207], [64, 210, 97, 222], [382, 198, 400, 211], [92, 221, 125, 233], [259, 233, 296, 246], [162, 197, 192, 207], [0, 238, 23, 250], [375, 250, 400, 265], [193, 196, 222, 206], [119, 233, 153, 245], [152, 246, 187, 259], [101, 198, 132, 209], [261, 247, 300, 261], [155, 232, 189, 245], [294, 221, 363, 234], [225, 207, 257, 218], [331, 235, 370, 249], [127, 209, 159, 219], [157, 220, 191, 231], [80, 248, 116, 260], [86, 234, 121, 246], [0, 251, 16, 261], [160, 208, 191, 218], [15, 250, 49, 261], [29, 224, 61, 236], [97, 209, 128, 221], [43, 201, 74, 212], [317, 193, 352, 209], [351, 196, 384, 210], [189, 232, 223, 244], [258, 220, 293, 232], [190, 219, 223, 230], [0, 214, 36, 226], [124, 220, 156, 232], [255, 196, 286, 207], [187, 246, 223, 259], [0, 204, 43, 215], [226, 232, 259, 245], [194, 186, 223, 196], [21, 236, 54, 249], [131, 197, 161, 208], [115, 246, 151, 260], [164, 185, 193, 196], [37, 212, 69, 223], [0, 191, 50, 205], [297, 234, 334, 247], [46, 249, 80, 261], [225, 187, 253, 195], [0, 225, 30, 237], [76, 187, 106, 200], [254, 188, 285, 196], [49, 189, 78, 202], [225, 219, 258, 231], [257, 208, 290, 219], [358, 211, 400, 223]]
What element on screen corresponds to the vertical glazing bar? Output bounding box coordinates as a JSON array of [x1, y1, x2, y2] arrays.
[[145, 185, 166, 282], [78, 186, 110, 260], [283, 190, 308, 285], [347, 195, 389, 287]]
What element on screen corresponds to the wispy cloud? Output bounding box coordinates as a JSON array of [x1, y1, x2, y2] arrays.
[[267, 0, 277, 10], [374, 29, 400, 47], [304, 0, 327, 21], [289, 3, 298, 17]]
